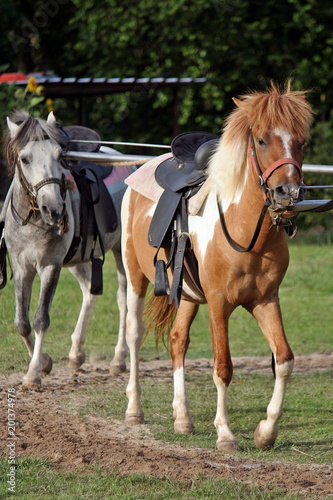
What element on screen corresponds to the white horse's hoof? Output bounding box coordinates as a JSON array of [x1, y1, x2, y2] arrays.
[[174, 421, 195, 434], [41, 353, 53, 375], [109, 363, 126, 376], [22, 376, 42, 390], [125, 413, 144, 425], [69, 351, 85, 370], [216, 439, 239, 452], [254, 420, 278, 450]]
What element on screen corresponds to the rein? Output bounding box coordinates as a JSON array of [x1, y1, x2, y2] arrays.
[[218, 199, 270, 253], [219, 127, 302, 253]]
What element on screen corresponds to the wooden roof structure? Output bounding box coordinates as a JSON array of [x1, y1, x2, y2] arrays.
[[11, 75, 207, 134]]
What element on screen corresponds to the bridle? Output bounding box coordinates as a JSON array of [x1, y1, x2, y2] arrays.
[[11, 155, 68, 229], [248, 126, 303, 204], [218, 126, 303, 252]]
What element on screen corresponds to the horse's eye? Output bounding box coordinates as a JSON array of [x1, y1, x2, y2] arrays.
[[20, 157, 29, 165], [258, 138, 266, 146]]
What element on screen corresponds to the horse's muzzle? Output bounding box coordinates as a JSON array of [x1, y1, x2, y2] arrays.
[[40, 202, 66, 227], [271, 183, 305, 209]]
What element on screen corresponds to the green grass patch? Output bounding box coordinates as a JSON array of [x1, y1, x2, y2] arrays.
[[0, 457, 305, 499], [0, 237, 332, 373]]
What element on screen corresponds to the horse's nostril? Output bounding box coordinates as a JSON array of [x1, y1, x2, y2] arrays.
[[275, 186, 288, 196]]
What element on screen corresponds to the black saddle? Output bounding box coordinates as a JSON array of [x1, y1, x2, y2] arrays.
[[62, 126, 116, 295], [148, 131, 219, 306], [63, 125, 101, 153], [155, 131, 219, 192], [149, 132, 218, 249]]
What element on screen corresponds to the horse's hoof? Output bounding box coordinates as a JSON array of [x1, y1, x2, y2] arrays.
[[69, 351, 85, 370], [254, 421, 277, 450], [174, 421, 195, 434], [125, 413, 144, 425], [109, 363, 127, 376], [22, 376, 42, 390], [41, 353, 53, 375], [216, 439, 239, 452]]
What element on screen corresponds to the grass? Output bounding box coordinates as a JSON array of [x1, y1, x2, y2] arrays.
[[63, 370, 333, 466], [0, 458, 303, 500], [1, 233, 333, 373]]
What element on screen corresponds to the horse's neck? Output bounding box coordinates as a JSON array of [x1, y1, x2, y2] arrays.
[[225, 163, 283, 248]]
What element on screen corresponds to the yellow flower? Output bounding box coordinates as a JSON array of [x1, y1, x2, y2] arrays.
[[27, 76, 38, 92], [46, 98, 54, 112], [35, 85, 45, 96]]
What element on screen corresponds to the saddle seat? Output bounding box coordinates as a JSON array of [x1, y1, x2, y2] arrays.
[[148, 131, 219, 306], [155, 131, 219, 192]]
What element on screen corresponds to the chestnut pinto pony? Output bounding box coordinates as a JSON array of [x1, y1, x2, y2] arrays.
[[121, 82, 313, 450]]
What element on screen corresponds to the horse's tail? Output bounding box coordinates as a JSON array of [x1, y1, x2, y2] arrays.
[[143, 288, 176, 349]]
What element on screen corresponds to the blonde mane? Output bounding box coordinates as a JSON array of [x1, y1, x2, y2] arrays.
[[208, 81, 314, 211]]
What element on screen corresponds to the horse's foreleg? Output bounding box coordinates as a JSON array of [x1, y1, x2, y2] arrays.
[[124, 282, 147, 425], [109, 250, 128, 375], [251, 298, 294, 450], [171, 300, 198, 434], [13, 271, 34, 357], [68, 263, 96, 370], [209, 301, 238, 451], [23, 265, 61, 388]]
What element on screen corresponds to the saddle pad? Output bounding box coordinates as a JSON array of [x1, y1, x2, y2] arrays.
[[125, 152, 172, 202]]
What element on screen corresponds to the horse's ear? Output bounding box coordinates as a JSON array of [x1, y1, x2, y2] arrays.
[[6, 117, 20, 138], [232, 97, 247, 109], [47, 111, 57, 124]]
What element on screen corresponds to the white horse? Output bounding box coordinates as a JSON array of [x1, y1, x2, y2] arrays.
[[2, 111, 130, 389]]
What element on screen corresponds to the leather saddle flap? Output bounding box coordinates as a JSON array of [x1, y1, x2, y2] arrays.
[[148, 190, 182, 248]]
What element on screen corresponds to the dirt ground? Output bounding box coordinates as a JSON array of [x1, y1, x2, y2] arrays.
[[1, 354, 332, 498]]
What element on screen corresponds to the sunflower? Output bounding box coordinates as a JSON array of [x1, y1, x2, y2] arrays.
[[27, 76, 38, 92]]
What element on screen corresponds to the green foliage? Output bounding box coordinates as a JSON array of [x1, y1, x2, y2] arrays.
[[1, 0, 333, 147]]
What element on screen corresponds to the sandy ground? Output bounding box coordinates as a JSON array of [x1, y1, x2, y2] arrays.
[[1, 354, 332, 498]]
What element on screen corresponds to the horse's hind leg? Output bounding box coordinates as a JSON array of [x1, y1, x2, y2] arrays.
[[67, 262, 97, 370], [250, 299, 294, 450], [109, 248, 128, 375], [171, 299, 199, 434]]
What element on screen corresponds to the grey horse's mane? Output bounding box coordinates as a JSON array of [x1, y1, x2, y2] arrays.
[[5, 111, 67, 177]]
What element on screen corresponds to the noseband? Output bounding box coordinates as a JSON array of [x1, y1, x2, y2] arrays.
[[218, 127, 303, 252], [11, 160, 67, 228]]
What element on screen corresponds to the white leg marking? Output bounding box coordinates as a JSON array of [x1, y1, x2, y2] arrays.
[[110, 265, 128, 374], [23, 332, 45, 387], [173, 366, 194, 434], [213, 371, 238, 450], [254, 358, 294, 449], [125, 291, 145, 425]]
